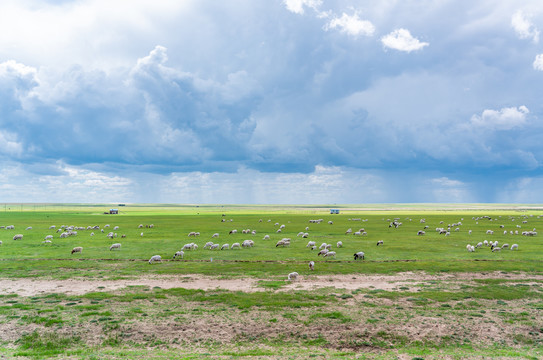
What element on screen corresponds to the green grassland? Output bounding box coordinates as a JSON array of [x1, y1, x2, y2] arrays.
[[0, 204, 541, 277], [0, 204, 542, 359]]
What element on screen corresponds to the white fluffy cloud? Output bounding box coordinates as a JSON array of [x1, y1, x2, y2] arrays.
[[512, 10, 540, 43], [470, 106, 530, 130], [381, 28, 429, 52], [283, 0, 322, 15], [324, 13, 375, 37], [533, 54, 543, 70]]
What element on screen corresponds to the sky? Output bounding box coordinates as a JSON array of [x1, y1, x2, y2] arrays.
[[1, 0, 543, 204]]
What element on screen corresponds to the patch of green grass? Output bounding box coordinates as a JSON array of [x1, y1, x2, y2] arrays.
[[14, 330, 81, 358], [309, 311, 351, 323], [257, 280, 288, 290]]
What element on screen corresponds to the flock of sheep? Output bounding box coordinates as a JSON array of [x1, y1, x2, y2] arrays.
[[1, 213, 535, 282]]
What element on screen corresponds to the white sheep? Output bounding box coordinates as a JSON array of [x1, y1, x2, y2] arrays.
[[109, 243, 121, 251], [376, 240, 384, 246], [308, 261, 315, 271], [231, 242, 241, 249], [220, 244, 230, 250], [42, 240, 52, 244], [353, 252, 365, 260], [25, 226, 32, 230], [336, 241, 343, 248], [182, 243, 196, 251], [323, 251, 336, 259], [275, 239, 290, 247], [209, 244, 220, 250], [148, 255, 162, 264], [317, 248, 329, 256], [212, 233, 220, 238], [242, 239, 254, 248], [0, 240, 2, 245], [262, 235, 270, 240], [44, 235, 53, 241], [492, 247, 501, 252], [13, 234, 23, 241], [311, 246, 317, 250], [173, 251, 184, 259], [71, 246, 83, 254], [501, 243, 509, 249], [319, 242, 328, 249], [306, 241, 316, 248], [417, 230, 426, 236], [203, 241, 214, 249], [288, 272, 299, 281], [510, 244, 518, 250]]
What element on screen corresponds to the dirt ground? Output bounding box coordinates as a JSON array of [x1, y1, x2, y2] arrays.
[[1, 271, 541, 296]]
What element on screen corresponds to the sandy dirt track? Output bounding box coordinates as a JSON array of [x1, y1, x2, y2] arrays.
[[1, 271, 541, 296]]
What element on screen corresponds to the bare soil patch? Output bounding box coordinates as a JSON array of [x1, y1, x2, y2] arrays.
[[1, 271, 541, 296]]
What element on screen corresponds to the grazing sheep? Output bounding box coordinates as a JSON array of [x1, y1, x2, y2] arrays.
[[109, 243, 121, 251], [417, 230, 426, 236], [262, 235, 270, 240], [140, 232, 144, 237], [325, 244, 332, 250], [376, 240, 384, 246], [317, 249, 329, 256], [71, 246, 83, 254], [353, 252, 365, 260], [486, 230, 494, 235], [483, 240, 489, 246], [44, 235, 53, 241], [467, 245, 475, 252], [323, 251, 336, 259], [510, 244, 518, 250], [319, 242, 328, 250], [336, 241, 343, 248], [231, 242, 241, 249], [182, 243, 197, 251], [220, 244, 229, 250], [309, 261, 315, 271], [203, 241, 214, 249], [121, 234, 126, 238], [148, 255, 162, 264], [138, 224, 143, 228], [173, 251, 184, 259], [501, 243, 509, 249], [12, 234, 23, 241], [288, 272, 299, 281], [311, 246, 317, 250], [25, 226, 32, 230], [276, 239, 290, 247], [476, 242, 483, 248], [306, 241, 316, 248], [212, 233, 220, 238], [42, 240, 52, 244], [345, 228, 352, 235], [229, 229, 238, 234], [0, 241, 2, 245], [210, 244, 220, 250], [242, 239, 254, 248], [492, 247, 501, 252], [302, 232, 309, 238], [188, 231, 197, 237], [49, 225, 56, 229]]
